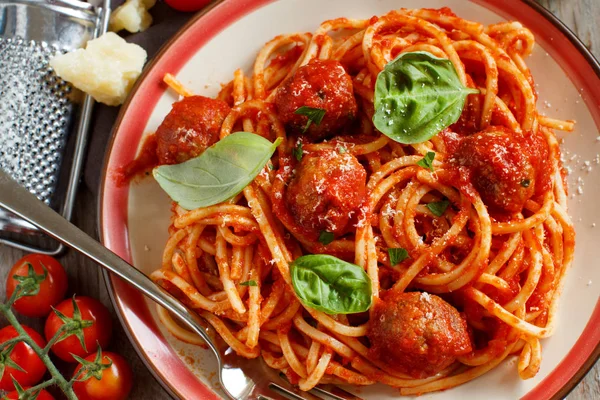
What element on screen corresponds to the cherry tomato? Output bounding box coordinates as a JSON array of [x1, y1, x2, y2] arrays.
[[0, 326, 47, 391], [72, 352, 133, 400], [44, 296, 112, 362], [4, 388, 55, 400], [164, 0, 211, 12], [6, 254, 68, 318]]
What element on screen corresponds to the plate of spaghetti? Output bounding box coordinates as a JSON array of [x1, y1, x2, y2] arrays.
[[99, 1, 600, 399]]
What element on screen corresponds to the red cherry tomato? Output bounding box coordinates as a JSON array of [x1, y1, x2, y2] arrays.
[[72, 352, 133, 400], [0, 326, 47, 391], [164, 0, 211, 12], [4, 388, 55, 400], [6, 254, 68, 318], [44, 296, 112, 362]]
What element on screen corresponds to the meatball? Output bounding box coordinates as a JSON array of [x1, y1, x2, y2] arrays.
[[285, 149, 366, 237], [155, 95, 230, 164], [274, 59, 357, 141], [451, 127, 535, 213], [368, 291, 472, 378]]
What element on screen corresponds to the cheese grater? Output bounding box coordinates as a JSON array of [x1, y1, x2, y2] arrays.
[[0, 0, 111, 254]]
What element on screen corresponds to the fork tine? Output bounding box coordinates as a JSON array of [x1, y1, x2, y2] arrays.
[[268, 383, 308, 400], [266, 374, 322, 400], [310, 385, 364, 400]]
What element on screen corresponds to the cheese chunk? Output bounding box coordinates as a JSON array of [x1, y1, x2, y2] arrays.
[[49, 32, 147, 106], [109, 0, 156, 33]]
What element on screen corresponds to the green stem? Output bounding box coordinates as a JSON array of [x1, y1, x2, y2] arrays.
[[42, 326, 66, 355], [0, 337, 21, 351], [25, 378, 56, 393], [0, 304, 78, 400], [5, 288, 19, 308]]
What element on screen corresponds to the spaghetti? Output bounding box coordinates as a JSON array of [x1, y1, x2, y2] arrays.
[[137, 7, 576, 394]]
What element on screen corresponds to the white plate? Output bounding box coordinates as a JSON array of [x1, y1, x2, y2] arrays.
[[100, 1, 600, 399]]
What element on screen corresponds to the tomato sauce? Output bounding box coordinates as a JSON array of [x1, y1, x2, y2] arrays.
[[267, 42, 304, 69], [113, 134, 159, 187]]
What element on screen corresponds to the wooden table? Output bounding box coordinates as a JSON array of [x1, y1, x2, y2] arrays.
[[1, 0, 598, 398]]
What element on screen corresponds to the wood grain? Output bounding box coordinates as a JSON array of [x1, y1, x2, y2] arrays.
[[0, 1, 598, 398]]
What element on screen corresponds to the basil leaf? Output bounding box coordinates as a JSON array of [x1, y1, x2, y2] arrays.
[[520, 179, 531, 188], [153, 132, 282, 210], [318, 231, 335, 245], [239, 280, 257, 286], [388, 248, 408, 266], [417, 151, 436, 171], [290, 254, 372, 314], [427, 200, 450, 217], [295, 106, 326, 133], [373, 51, 479, 144], [293, 142, 303, 161]]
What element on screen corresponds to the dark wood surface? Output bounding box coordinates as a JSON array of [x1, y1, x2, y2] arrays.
[[0, 0, 598, 398]]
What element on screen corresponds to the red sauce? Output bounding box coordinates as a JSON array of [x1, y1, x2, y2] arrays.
[[113, 134, 159, 187], [523, 129, 553, 197], [450, 76, 480, 134], [485, 275, 520, 305], [423, 7, 458, 17], [267, 43, 304, 69]]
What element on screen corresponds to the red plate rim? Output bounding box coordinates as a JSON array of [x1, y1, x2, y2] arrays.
[[98, 1, 600, 399]]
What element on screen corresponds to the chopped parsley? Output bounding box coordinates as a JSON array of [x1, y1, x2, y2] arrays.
[[520, 179, 531, 188], [292, 142, 303, 161], [239, 280, 257, 287], [427, 200, 450, 217], [337, 146, 348, 154], [417, 151, 436, 171], [388, 248, 409, 266], [295, 106, 326, 133], [318, 231, 335, 245]]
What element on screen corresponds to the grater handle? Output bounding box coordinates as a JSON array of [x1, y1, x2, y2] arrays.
[[0, 169, 222, 362]]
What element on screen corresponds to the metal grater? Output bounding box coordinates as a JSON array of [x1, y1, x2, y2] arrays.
[[0, 0, 110, 254]]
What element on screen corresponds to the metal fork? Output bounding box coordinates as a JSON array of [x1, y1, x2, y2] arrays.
[[0, 170, 361, 400]]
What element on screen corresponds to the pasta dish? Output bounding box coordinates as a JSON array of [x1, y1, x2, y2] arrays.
[[119, 7, 576, 395]]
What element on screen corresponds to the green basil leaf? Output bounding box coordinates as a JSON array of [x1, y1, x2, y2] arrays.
[[153, 132, 282, 210], [290, 254, 372, 314], [318, 231, 335, 245], [295, 106, 326, 133], [427, 200, 450, 217], [417, 151, 436, 171], [373, 51, 479, 144], [239, 280, 257, 286], [388, 248, 408, 266]]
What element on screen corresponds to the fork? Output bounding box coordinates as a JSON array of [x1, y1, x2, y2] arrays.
[[0, 170, 362, 400]]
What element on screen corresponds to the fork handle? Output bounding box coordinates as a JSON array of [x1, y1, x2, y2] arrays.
[[0, 170, 221, 359]]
